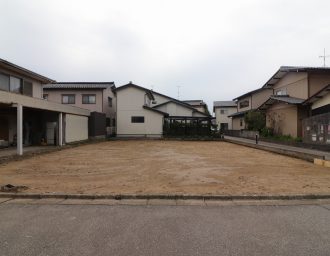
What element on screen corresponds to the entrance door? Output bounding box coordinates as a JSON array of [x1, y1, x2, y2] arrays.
[[0, 117, 9, 141]]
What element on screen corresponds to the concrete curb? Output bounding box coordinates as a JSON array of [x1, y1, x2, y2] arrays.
[[224, 139, 323, 162], [1, 193, 330, 201]]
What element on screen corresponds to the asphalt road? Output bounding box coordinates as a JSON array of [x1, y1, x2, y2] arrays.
[[0, 200, 330, 256]]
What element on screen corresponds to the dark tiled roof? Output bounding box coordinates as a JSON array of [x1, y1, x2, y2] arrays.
[[44, 82, 115, 89], [258, 95, 305, 111], [228, 110, 251, 118], [153, 100, 209, 117], [213, 101, 237, 107]]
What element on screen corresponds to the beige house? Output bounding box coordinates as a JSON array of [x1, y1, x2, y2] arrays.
[[229, 88, 272, 130], [0, 58, 90, 155], [213, 101, 237, 130], [115, 82, 210, 137], [43, 82, 116, 134], [258, 66, 330, 137]]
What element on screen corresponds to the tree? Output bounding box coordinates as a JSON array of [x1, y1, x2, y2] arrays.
[[244, 110, 266, 131]]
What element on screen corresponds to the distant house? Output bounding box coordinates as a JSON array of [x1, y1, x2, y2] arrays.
[[0, 58, 90, 155], [182, 100, 209, 115], [43, 82, 116, 135], [258, 66, 330, 137], [229, 88, 272, 130], [213, 101, 237, 130], [115, 82, 210, 137]]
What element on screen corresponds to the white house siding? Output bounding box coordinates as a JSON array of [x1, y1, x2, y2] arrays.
[[65, 114, 88, 143], [155, 102, 193, 116], [312, 93, 330, 110], [214, 107, 237, 130], [116, 87, 164, 137]]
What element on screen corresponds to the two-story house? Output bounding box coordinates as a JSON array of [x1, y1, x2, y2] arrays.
[[182, 100, 209, 115], [229, 88, 273, 130], [43, 82, 116, 135], [213, 101, 237, 130], [115, 82, 210, 137], [0, 58, 90, 155], [258, 66, 330, 137]]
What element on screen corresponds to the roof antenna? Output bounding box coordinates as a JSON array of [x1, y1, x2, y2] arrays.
[[319, 48, 330, 67], [177, 85, 181, 99]]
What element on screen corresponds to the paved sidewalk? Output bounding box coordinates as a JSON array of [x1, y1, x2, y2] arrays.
[[225, 136, 330, 161]]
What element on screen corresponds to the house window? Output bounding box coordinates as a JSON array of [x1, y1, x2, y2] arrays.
[[220, 109, 228, 114], [23, 81, 33, 96], [62, 94, 75, 104], [239, 100, 249, 108], [106, 118, 111, 127], [108, 97, 112, 107], [220, 123, 229, 130], [112, 118, 116, 127], [0, 73, 23, 95], [9, 76, 22, 94], [131, 116, 144, 123], [0, 73, 10, 91], [240, 118, 243, 127], [43, 94, 48, 100], [82, 94, 96, 104]]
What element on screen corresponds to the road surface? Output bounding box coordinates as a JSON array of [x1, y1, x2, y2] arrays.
[[0, 199, 330, 256]]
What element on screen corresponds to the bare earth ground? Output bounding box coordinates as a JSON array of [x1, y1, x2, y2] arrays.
[[0, 141, 330, 195]]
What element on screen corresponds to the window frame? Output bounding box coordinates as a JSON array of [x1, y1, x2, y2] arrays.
[[62, 94, 75, 104], [82, 94, 96, 104], [239, 100, 249, 109], [108, 97, 112, 107], [131, 116, 145, 123]]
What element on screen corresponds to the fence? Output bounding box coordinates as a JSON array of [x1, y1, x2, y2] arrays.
[[224, 130, 259, 139], [302, 112, 330, 145]]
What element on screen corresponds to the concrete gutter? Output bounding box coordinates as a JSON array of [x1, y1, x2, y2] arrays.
[[224, 139, 323, 162], [1, 193, 330, 201]]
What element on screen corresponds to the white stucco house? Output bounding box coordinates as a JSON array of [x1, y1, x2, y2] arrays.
[[115, 82, 211, 137], [213, 101, 237, 130]]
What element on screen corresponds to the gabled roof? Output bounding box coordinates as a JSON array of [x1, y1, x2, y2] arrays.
[[0, 58, 55, 83], [143, 105, 169, 116], [258, 95, 305, 111], [43, 82, 115, 90], [233, 88, 272, 101], [153, 100, 210, 116], [115, 82, 155, 100], [116, 82, 211, 116], [303, 84, 330, 105], [262, 66, 330, 89]]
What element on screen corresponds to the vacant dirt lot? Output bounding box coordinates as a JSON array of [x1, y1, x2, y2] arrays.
[[0, 141, 330, 195]]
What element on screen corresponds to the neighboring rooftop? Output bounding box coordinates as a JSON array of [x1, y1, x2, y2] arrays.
[[303, 84, 330, 105], [43, 82, 115, 90], [0, 58, 55, 83], [213, 101, 237, 107], [182, 100, 206, 106], [233, 88, 272, 101], [262, 66, 330, 88], [258, 95, 305, 111]]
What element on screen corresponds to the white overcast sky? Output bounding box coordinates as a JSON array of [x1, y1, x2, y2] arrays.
[[1, 0, 330, 111]]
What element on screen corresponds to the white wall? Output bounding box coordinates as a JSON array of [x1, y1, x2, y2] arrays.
[[155, 102, 193, 116], [312, 93, 330, 110], [65, 114, 88, 143], [116, 87, 164, 137], [214, 107, 237, 130]]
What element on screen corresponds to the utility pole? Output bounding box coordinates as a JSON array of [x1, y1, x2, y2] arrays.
[[319, 48, 330, 67], [177, 86, 181, 99]]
